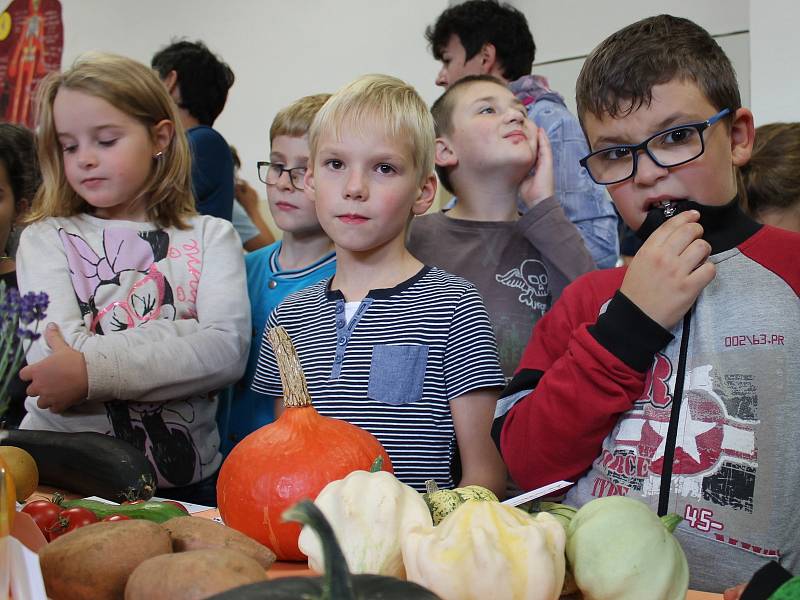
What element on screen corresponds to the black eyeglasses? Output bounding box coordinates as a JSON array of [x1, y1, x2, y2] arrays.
[[257, 161, 307, 191], [580, 108, 731, 185]]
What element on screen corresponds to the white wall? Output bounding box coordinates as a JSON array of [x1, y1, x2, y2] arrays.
[[40, 0, 800, 226], [510, 0, 750, 117], [58, 0, 450, 228], [749, 0, 800, 125]]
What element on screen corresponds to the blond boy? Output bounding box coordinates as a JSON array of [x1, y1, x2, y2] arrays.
[[253, 75, 507, 496]]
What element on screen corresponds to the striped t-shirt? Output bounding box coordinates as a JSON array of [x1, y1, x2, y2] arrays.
[[251, 266, 506, 491]]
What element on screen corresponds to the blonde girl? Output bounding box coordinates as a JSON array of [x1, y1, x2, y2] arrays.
[[16, 53, 250, 505]]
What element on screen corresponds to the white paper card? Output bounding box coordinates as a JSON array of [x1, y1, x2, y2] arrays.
[[0, 535, 47, 600], [501, 480, 573, 507]]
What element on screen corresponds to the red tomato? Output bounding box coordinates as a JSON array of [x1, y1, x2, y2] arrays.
[[101, 514, 131, 522], [161, 500, 189, 514], [48, 507, 99, 540], [21, 500, 62, 537]]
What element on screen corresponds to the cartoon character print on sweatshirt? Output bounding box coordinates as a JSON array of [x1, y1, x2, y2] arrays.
[[58, 226, 204, 487], [495, 258, 551, 314], [105, 400, 206, 487]]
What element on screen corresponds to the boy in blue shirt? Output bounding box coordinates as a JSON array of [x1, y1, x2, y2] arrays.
[[152, 40, 236, 222], [253, 75, 507, 496], [219, 94, 335, 454]]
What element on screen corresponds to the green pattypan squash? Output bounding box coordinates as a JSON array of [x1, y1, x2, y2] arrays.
[[566, 496, 688, 600], [422, 479, 499, 525]]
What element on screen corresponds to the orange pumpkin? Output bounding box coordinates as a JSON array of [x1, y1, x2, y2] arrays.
[[217, 326, 392, 561]]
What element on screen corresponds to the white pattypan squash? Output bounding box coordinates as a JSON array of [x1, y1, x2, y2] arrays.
[[298, 469, 432, 578], [566, 496, 689, 600], [401, 500, 566, 600]]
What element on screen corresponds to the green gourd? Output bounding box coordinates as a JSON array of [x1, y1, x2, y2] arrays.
[[566, 496, 688, 600], [422, 479, 498, 525], [206, 500, 442, 600], [59, 497, 188, 523], [535, 501, 578, 531]]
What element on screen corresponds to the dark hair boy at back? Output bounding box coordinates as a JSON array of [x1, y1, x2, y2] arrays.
[[151, 40, 236, 221], [425, 0, 619, 268], [426, 0, 535, 84], [151, 40, 234, 127]]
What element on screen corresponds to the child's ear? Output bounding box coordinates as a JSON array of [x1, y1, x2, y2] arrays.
[[412, 174, 438, 216], [479, 43, 498, 75], [435, 138, 458, 168], [730, 107, 755, 167], [162, 70, 179, 95], [151, 120, 174, 154], [303, 167, 316, 200]]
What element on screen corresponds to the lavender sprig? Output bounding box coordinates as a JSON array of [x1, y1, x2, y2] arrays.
[[0, 281, 49, 417]]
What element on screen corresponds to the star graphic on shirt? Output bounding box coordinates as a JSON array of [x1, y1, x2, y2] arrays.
[[650, 399, 716, 463]]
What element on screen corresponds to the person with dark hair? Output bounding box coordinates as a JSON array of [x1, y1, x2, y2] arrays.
[[0, 123, 40, 428], [741, 122, 800, 233], [0, 123, 39, 285], [494, 14, 800, 594], [152, 40, 235, 221], [426, 0, 619, 268]]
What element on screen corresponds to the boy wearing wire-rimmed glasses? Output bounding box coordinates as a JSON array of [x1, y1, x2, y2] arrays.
[[494, 14, 800, 594], [219, 93, 335, 455]]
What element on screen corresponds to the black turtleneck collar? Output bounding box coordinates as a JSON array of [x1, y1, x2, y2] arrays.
[[636, 196, 762, 255]]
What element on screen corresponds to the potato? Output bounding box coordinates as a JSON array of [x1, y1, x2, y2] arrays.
[[162, 516, 276, 569], [39, 519, 172, 600], [124, 548, 268, 600], [0, 446, 38, 500]]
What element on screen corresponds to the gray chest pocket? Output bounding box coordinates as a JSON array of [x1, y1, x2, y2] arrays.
[[368, 344, 428, 406]]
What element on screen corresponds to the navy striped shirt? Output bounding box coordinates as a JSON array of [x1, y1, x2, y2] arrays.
[[251, 266, 505, 491]]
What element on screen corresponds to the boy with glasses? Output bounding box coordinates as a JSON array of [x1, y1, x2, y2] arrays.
[[494, 15, 800, 593], [219, 94, 335, 455]]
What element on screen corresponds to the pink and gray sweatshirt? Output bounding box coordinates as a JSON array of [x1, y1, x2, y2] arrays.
[[16, 213, 250, 488]]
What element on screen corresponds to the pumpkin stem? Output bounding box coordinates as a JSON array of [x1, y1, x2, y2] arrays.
[[267, 326, 312, 408], [660, 513, 683, 533], [283, 500, 356, 600], [425, 479, 440, 495], [369, 456, 383, 473]]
